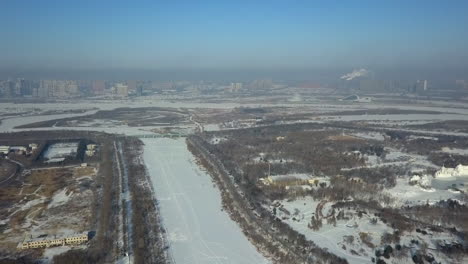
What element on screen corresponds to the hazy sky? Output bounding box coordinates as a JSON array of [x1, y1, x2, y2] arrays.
[[1, 0, 468, 78]]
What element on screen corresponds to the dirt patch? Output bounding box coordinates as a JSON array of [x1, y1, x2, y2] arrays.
[[0, 166, 97, 255]]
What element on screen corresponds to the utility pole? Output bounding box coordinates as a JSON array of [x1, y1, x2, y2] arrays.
[[264, 160, 271, 177]]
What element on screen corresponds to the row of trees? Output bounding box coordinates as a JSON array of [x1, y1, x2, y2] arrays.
[[188, 135, 348, 264], [121, 138, 170, 264]]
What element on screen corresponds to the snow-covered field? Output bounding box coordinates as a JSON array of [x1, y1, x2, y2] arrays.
[[387, 177, 464, 206], [143, 138, 269, 264], [269, 195, 464, 264], [268, 197, 386, 264]]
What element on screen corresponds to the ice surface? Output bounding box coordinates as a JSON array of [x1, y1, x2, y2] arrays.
[[143, 138, 269, 264]]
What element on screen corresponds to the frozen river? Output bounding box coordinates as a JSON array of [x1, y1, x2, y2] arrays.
[[143, 138, 269, 264]]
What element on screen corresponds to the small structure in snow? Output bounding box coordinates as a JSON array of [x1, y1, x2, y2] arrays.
[[86, 144, 97, 150], [29, 143, 38, 151], [85, 144, 97, 156], [435, 164, 468, 179], [0, 145, 10, 155], [11, 146, 27, 154], [409, 175, 432, 188]]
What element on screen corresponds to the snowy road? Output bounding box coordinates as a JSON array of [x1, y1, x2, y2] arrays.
[[143, 138, 269, 264]]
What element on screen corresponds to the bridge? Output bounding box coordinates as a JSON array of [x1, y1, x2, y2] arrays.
[[132, 133, 189, 139]]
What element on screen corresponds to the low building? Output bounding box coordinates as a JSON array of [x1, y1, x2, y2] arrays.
[[0, 146, 10, 155], [260, 174, 321, 187], [65, 234, 88, 244], [435, 164, 468, 178], [29, 143, 38, 151], [19, 232, 89, 249], [86, 144, 97, 150], [85, 144, 97, 156], [10, 146, 27, 152]]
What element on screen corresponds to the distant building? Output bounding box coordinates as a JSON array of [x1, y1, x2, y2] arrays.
[[0, 146, 10, 155], [38, 80, 79, 98], [92, 80, 105, 95], [10, 146, 27, 152], [127, 80, 137, 92], [259, 174, 319, 187], [38, 81, 49, 98], [29, 143, 38, 151], [85, 144, 97, 156], [230, 82, 243, 92], [252, 79, 272, 90], [0, 80, 14, 97], [414, 80, 428, 93], [86, 144, 97, 150], [12, 78, 33, 96], [115, 83, 128, 97]]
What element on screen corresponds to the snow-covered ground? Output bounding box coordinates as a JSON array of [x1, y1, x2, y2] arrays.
[[143, 138, 269, 264], [47, 188, 72, 209], [387, 178, 464, 207], [269, 196, 464, 264], [440, 147, 468, 155], [2, 99, 468, 263], [324, 113, 468, 122], [351, 131, 385, 141], [209, 136, 227, 144], [268, 197, 387, 264]]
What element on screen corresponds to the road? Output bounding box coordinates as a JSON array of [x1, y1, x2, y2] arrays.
[[0, 158, 24, 186], [114, 141, 134, 264]]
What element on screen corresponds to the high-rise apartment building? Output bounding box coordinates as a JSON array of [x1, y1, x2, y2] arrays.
[[92, 80, 105, 95], [115, 83, 128, 97]]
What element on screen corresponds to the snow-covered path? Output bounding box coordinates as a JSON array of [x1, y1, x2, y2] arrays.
[[143, 138, 269, 264]]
